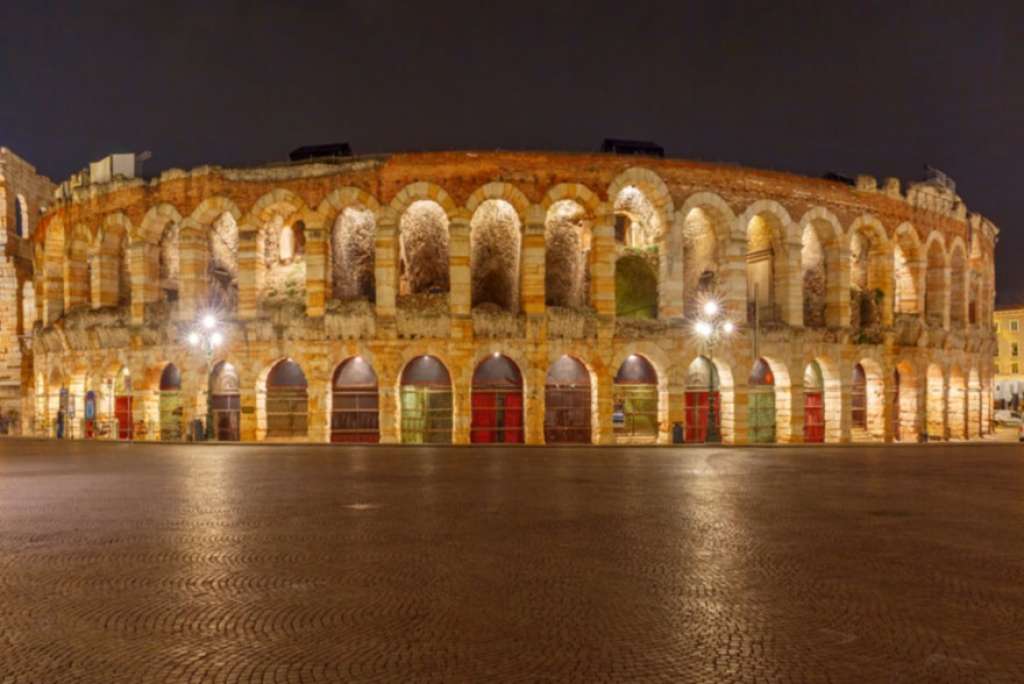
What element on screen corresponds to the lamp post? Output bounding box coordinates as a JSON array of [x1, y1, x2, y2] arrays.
[[694, 299, 734, 443], [187, 313, 224, 440]]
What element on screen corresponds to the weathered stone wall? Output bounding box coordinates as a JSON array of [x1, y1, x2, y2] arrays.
[[26, 151, 997, 444]]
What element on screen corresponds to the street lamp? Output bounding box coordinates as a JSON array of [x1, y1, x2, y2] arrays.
[[187, 313, 224, 440], [693, 299, 734, 443]]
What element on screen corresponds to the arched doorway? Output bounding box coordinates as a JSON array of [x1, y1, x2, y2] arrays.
[[84, 390, 97, 438], [210, 362, 240, 441], [803, 362, 825, 443], [544, 355, 591, 444], [471, 354, 524, 444], [265, 359, 308, 439], [400, 356, 452, 444], [330, 357, 379, 443], [114, 368, 133, 440], [57, 386, 70, 439], [613, 354, 658, 441], [851, 363, 868, 431], [685, 356, 721, 443], [748, 358, 776, 443], [159, 364, 183, 441]]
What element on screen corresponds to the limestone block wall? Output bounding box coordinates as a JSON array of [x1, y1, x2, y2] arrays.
[[25, 151, 997, 444]]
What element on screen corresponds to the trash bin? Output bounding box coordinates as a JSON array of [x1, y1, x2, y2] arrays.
[[672, 422, 684, 444]]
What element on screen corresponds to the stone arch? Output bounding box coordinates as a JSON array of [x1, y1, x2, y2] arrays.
[[257, 357, 309, 440], [397, 353, 454, 444], [923, 232, 948, 327], [948, 239, 968, 329], [892, 360, 919, 442], [947, 364, 967, 439], [318, 188, 381, 302], [329, 355, 380, 443], [189, 196, 242, 226], [470, 352, 525, 444], [14, 194, 28, 238], [611, 352, 661, 443], [683, 354, 735, 443], [139, 203, 184, 303], [680, 193, 735, 316], [246, 190, 309, 302], [739, 201, 793, 325], [852, 357, 886, 441], [42, 216, 66, 322], [926, 363, 945, 439], [98, 213, 132, 307], [397, 198, 450, 297], [847, 215, 893, 330], [65, 223, 92, 310], [540, 183, 602, 214], [798, 207, 844, 328], [470, 198, 521, 312], [465, 182, 530, 220], [544, 354, 594, 444], [388, 182, 459, 220], [544, 198, 593, 308], [892, 223, 923, 315], [606, 167, 674, 239]]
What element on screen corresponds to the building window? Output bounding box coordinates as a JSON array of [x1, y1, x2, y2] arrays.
[[995, 321, 1000, 331], [1013, 343, 1019, 357], [1013, 363, 1020, 374], [1012, 320, 1020, 332]]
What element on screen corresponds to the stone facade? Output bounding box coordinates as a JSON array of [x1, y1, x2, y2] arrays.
[[0, 148, 55, 431], [25, 151, 996, 444]]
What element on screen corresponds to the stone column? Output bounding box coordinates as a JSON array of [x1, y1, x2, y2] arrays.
[[719, 239, 747, 324], [63, 251, 87, 311], [839, 373, 853, 443], [237, 227, 259, 320], [590, 207, 615, 318], [781, 238, 804, 327], [304, 225, 327, 318], [786, 375, 804, 444], [448, 211, 471, 340], [95, 249, 119, 308], [378, 380, 399, 444], [43, 261, 63, 324], [658, 212, 684, 322], [522, 206, 547, 445], [304, 351, 328, 442], [374, 214, 397, 334], [452, 364, 471, 445], [594, 366, 614, 444], [239, 384, 258, 441], [129, 241, 158, 326], [730, 380, 749, 445], [177, 226, 208, 322], [667, 378, 686, 444], [880, 370, 895, 442]]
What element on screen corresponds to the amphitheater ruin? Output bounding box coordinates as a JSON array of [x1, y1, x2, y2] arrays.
[[2, 148, 998, 444]]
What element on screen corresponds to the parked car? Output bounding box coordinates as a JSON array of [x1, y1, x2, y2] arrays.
[[994, 410, 1022, 426]]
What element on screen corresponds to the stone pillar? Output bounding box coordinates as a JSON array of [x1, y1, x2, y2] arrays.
[[941, 266, 951, 331], [305, 225, 327, 318], [523, 206, 547, 445], [658, 213, 684, 322], [881, 372, 895, 443], [177, 226, 208, 322], [781, 238, 803, 327], [839, 374, 853, 443], [237, 227, 259, 320], [64, 252, 87, 311], [95, 249, 120, 308], [374, 214, 397, 331], [449, 211, 471, 340], [786, 377, 804, 444], [452, 365, 471, 445], [378, 381, 398, 444], [730, 381, 749, 445], [595, 367, 614, 444], [239, 384, 257, 441], [667, 379, 685, 444], [720, 240, 747, 324], [304, 352, 328, 442], [590, 208, 615, 318], [43, 261, 63, 324], [129, 242, 158, 326]]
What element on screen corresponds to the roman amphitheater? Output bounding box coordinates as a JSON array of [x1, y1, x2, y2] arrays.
[[5, 149, 998, 444]]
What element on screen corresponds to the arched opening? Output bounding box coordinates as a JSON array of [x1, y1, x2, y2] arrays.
[[685, 356, 721, 443], [400, 355, 452, 444], [544, 200, 591, 309], [330, 357, 379, 443], [745, 214, 783, 324], [331, 206, 376, 301], [114, 367, 133, 440], [849, 225, 889, 331], [948, 366, 966, 439], [84, 390, 97, 438], [470, 199, 521, 313], [614, 186, 661, 320], [258, 209, 306, 303], [926, 364, 945, 440], [210, 361, 240, 441], [158, 363, 183, 441], [544, 355, 591, 444], [851, 363, 868, 431], [748, 358, 776, 443], [471, 354, 524, 444], [893, 361, 918, 442], [613, 354, 658, 441], [14, 195, 28, 238], [949, 246, 967, 328], [57, 386, 70, 438], [925, 240, 946, 327], [209, 212, 239, 312], [158, 220, 180, 303], [265, 359, 308, 439], [803, 361, 825, 443], [20, 281, 35, 334], [65, 229, 90, 310], [800, 224, 828, 328], [399, 200, 449, 296], [893, 230, 921, 315], [682, 208, 720, 317]]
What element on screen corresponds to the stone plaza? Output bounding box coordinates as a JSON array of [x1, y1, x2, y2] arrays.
[[1, 440, 1021, 681]]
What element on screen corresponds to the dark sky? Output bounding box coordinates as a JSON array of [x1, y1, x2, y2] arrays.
[[2, 1, 1021, 301]]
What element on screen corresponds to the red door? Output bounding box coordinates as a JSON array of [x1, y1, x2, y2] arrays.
[[804, 391, 824, 443], [115, 396, 133, 440], [684, 390, 720, 443]]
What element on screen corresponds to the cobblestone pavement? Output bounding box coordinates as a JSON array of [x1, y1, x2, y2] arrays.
[[1, 441, 1023, 683]]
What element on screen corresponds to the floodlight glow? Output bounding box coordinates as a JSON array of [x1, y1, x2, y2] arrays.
[[703, 300, 719, 316], [695, 321, 712, 337], [210, 331, 224, 347], [202, 314, 216, 330], [187, 332, 200, 346], [722, 321, 735, 334]]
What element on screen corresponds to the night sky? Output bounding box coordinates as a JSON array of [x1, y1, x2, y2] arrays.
[[2, 2, 1020, 301]]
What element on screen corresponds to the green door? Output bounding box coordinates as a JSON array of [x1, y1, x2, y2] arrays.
[[748, 388, 776, 443], [159, 391, 183, 441]]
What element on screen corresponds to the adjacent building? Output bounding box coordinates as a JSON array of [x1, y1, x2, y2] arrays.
[[993, 306, 1024, 409]]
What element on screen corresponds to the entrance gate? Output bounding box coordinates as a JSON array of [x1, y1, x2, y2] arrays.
[[684, 356, 720, 443], [210, 362, 240, 441], [803, 361, 824, 443], [400, 356, 452, 444], [544, 356, 591, 444], [471, 355, 524, 444], [265, 359, 308, 439], [331, 357, 380, 443], [613, 355, 658, 441], [748, 358, 776, 443], [159, 364, 183, 441]]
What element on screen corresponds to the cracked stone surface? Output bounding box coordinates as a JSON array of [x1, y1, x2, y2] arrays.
[[0, 441, 1022, 682]]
